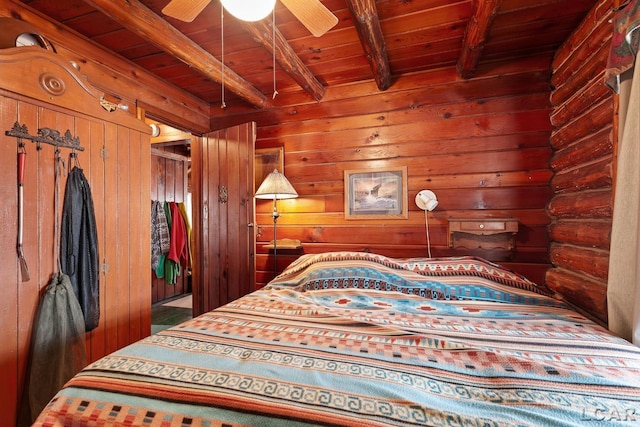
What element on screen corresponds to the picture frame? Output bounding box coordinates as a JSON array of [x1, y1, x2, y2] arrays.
[[344, 166, 408, 220], [255, 147, 284, 191]]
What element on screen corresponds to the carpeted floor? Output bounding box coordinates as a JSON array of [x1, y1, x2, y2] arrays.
[[151, 294, 193, 334], [162, 294, 192, 308]]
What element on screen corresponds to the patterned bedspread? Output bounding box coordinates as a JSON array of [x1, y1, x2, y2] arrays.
[[34, 252, 640, 426]]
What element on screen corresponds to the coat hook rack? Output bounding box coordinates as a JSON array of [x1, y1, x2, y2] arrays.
[[5, 121, 84, 151]]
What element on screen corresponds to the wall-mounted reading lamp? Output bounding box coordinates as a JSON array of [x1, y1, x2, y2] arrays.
[[415, 190, 438, 258], [255, 169, 298, 276]]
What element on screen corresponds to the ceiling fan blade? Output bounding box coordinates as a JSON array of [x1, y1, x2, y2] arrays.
[[162, 0, 212, 22], [280, 0, 338, 37]]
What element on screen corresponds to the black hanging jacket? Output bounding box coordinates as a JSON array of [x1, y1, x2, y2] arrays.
[[60, 166, 100, 331]]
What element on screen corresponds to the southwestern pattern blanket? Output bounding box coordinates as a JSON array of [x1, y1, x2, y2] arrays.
[[34, 252, 640, 426]]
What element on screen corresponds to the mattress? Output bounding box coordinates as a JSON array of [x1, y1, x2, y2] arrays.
[[34, 252, 640, 426]]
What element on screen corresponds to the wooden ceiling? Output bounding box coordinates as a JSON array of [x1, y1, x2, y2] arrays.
[[21, 0, 598, 117]]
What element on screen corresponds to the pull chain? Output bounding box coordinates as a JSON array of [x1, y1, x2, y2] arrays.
[[221, 4, 227, 109], [272, 9, 278, 99]]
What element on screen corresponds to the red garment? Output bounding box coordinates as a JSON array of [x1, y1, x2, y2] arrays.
[[168, 202, 189, 268]]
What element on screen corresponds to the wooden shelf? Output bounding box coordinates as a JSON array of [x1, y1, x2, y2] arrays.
[[448, 218, 518, 250], [263, 238, 303, 250]]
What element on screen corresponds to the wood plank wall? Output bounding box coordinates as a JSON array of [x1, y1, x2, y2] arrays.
[[252, 55, 555, 288], [547, 0, 615, 324], [150, 151, 189, 303], [0, 50, 151, 426]]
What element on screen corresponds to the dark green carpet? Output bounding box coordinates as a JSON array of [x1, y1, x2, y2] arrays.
[[151, 303, 192, 334]]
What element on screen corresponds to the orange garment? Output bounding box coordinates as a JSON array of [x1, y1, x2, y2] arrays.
[[168, 202, 189, 269]]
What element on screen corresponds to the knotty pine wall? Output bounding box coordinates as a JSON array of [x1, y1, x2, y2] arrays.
[[150, 150, 190, 303], [252, 55, 555, 288], [547, 0, 615, 324], [0, 48, 151, 426]]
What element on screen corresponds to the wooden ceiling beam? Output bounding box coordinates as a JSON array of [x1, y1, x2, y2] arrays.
[[344, 0, 391, 91], [82, 0, 270, 109], [457, 0, 503, 79], [240, 19, 325, 101]]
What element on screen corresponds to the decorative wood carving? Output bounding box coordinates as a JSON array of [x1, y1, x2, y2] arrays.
[[0, 47, 147, 132]]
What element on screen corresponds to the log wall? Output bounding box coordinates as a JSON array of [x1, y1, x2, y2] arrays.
[[247, 56, 556, 288], [547, 0, 615, 324]]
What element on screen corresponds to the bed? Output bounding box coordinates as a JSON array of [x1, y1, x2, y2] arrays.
[[34, 251, 640, 426]]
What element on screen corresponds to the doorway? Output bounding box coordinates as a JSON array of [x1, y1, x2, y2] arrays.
[[148, 119, 193, 331], [147, 120, 257, 330]]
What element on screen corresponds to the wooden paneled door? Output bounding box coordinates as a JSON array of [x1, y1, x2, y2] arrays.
[[190, 122, 255, 316]]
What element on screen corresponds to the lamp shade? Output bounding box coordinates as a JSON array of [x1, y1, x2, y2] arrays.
[[255, 169, 298, 200], [220, 0, 276, 22], [415, 190, 438, 211]]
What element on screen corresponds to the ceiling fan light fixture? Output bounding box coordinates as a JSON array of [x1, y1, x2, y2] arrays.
[[220, 0, 276, 22]]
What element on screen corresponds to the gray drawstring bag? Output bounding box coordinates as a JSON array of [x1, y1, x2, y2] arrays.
[[26, 272, 87, 422]]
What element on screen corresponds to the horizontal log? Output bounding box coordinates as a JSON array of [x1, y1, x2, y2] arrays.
[[550, 27, 610, 107], [551, 10, 612, 89], [552, 0, 613, 76], [550, 99, 613, 150], [550, 74, 612, 128], [549, 242, 610, 280], [550, 127, 612, 171], [545, 267, 608, 324], [548, 219, 612, 249], [547, 189, 612, 219], [550, 156, 613, 193]]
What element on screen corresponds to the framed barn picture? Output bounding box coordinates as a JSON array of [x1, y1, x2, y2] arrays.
[[344, 166, 408, 220]]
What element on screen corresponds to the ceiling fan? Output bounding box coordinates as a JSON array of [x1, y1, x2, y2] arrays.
[[162, 0, 338, 37]]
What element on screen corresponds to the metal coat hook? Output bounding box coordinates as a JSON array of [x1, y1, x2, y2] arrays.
[[5, 121, 84, 152]]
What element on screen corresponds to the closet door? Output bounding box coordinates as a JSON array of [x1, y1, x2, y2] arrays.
[[191, 122, 255, 315]]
